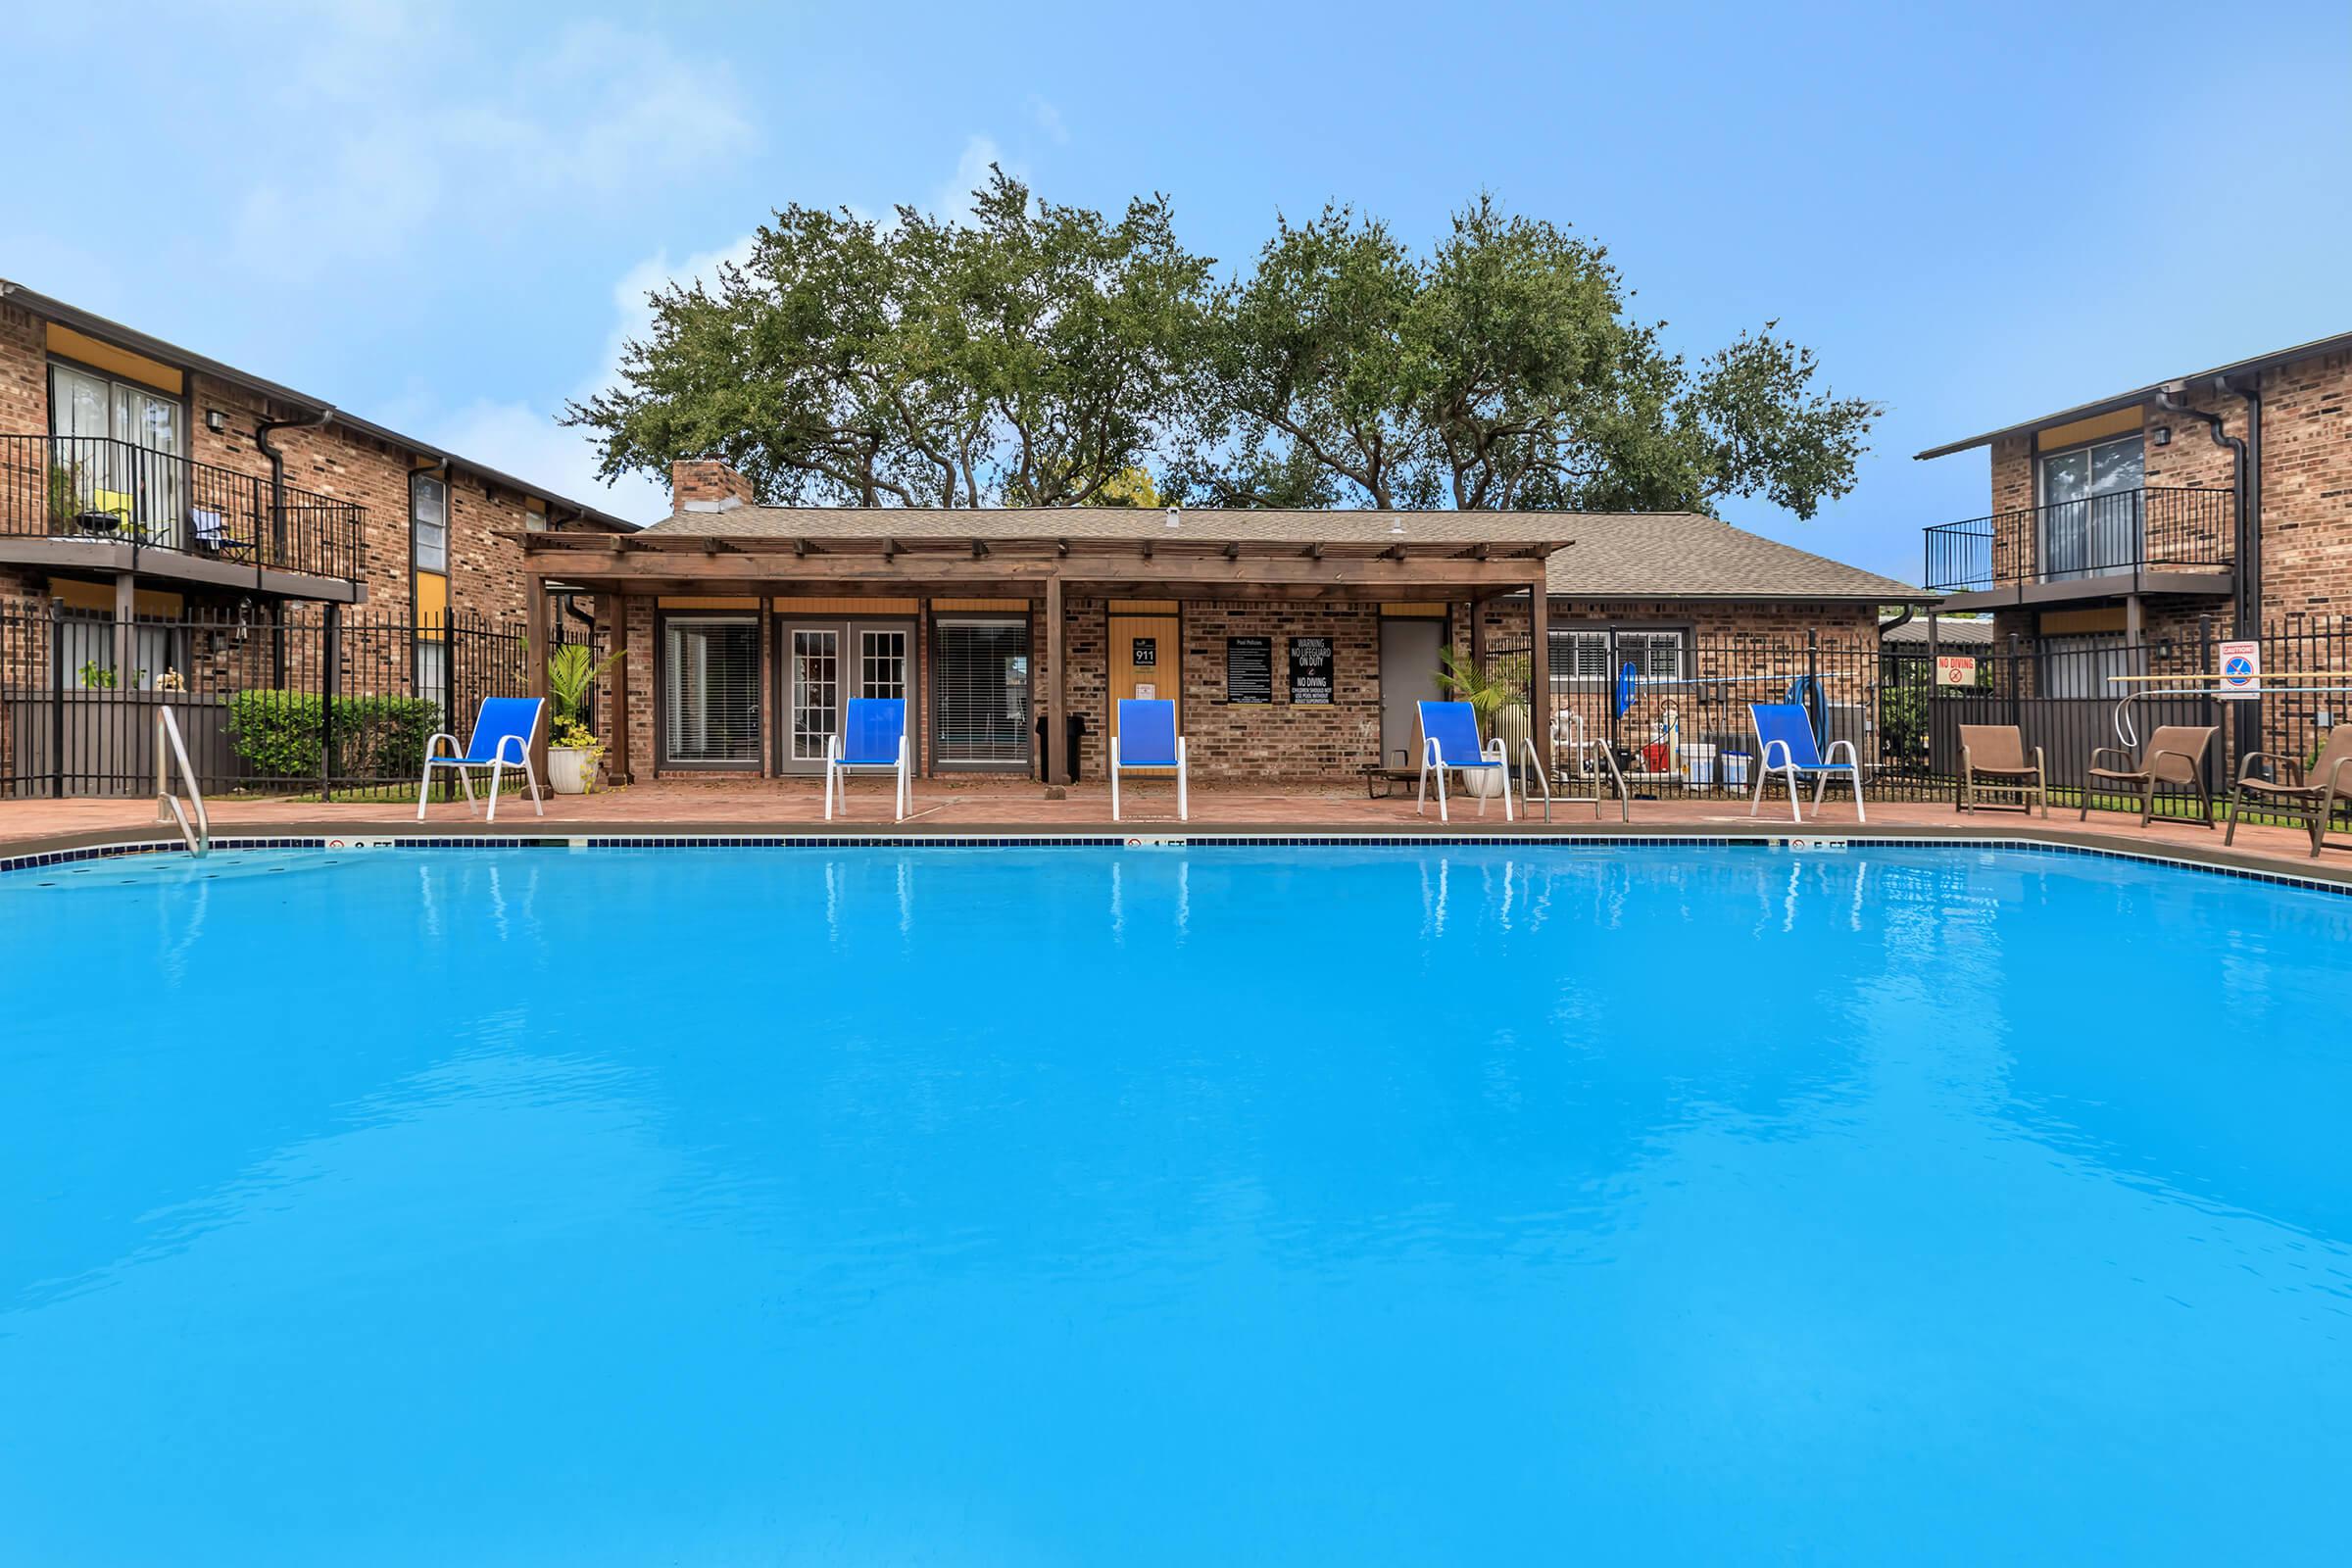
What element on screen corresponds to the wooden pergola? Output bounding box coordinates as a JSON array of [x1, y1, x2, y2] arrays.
[[515, 526, 1569, 784]]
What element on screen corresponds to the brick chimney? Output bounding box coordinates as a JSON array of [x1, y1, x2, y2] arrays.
[[670, 457, 754, 513]]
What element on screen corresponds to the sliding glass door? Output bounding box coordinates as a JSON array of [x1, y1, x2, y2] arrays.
[[2038, 434, 2143, 582], [932, 616, 1030, 769], [49, 365, 183, 544]]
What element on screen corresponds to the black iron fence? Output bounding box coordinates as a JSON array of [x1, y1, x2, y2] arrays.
[[1923, 485, 2234, 595], [0, 433, 368, 583], [0, 600, 593, 800], [1482, 619, 2352, 823]]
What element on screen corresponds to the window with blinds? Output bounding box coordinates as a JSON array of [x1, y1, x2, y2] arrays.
[[1549, 627, 1685, 685], [663, 617, 760, 765], [933, 617, 1030, 766]]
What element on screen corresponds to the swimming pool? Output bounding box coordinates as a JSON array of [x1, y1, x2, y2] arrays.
[[4, 841, 2348, 1563]]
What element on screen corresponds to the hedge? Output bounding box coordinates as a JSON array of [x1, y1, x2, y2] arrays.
[[226, 691, 444, 782]]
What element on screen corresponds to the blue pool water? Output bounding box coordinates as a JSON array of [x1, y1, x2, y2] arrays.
[[4, 842, 2350, 1564]]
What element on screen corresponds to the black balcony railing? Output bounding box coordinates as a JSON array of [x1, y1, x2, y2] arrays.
[[0, 433, 367, 583], [1923, 485, 2233, 595]]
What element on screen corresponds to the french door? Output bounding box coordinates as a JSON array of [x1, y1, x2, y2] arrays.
[[778, 618, 914, 774]]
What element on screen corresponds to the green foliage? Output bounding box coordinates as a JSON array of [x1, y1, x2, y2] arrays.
[[226, 691, 442, 781], [565, 178, 1880, 524], [76, 660, 118, 690], [547, 642, 623, 724], [564, 168, 1212, 509], [551, 715, 600, 752], [1438, 648, 1529, 725]]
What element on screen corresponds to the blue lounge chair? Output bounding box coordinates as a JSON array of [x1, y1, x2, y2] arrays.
[[1110, 698, 1188, 822], [1747, 701, 1865, 823], [826, 697, 909, 821], [416, 696, 545, 822], [1416, 700, 1513, 823]]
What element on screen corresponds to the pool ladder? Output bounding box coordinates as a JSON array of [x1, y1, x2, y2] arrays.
[[154, 706, 211, 858], [1520, 713, 1631, 824]]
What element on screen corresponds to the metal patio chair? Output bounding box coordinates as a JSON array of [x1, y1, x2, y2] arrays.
[[1747, 701, 1865, 823], [2082, 724, 2216, 829], [825, 698, 910, 822], [2226, 723, 2352, 858], [1956, 723, 2047, 817], [1110, 698, 1188, 823], [416, 696, 545, 823], [1415, 700, 1512, 824]]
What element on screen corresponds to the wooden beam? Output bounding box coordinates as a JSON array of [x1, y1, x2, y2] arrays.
[[1529, 581, 1550, 783], [532, 551, 1542, 591], [525, 571, 551, 783], [1045, 573, 1067, 786]]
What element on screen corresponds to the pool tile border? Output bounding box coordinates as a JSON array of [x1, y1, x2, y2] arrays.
[[5, 828, 2351, 898]]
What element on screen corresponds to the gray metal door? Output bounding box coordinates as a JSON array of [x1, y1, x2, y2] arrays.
[[1379, 618, 1446, 769]]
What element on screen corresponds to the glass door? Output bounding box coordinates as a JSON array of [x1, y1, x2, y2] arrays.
[[2038, 434, 2142, 581], [785, 626, 841, 770]]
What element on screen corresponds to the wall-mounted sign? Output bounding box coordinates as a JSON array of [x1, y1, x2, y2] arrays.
[[1935, 655, 1978, 688], [1131, 636, 1157, 669], [1225, 636, 1273, 704], [1289, 636, 1334, 705], [2217, 639, 2261, 700]]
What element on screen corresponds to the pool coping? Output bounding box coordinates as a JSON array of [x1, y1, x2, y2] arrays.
[[7, 816, 2352, 896]]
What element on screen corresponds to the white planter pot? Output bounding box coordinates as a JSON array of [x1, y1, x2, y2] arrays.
[[1462, 765, 1507, 799], [549, 746, 597, 796]]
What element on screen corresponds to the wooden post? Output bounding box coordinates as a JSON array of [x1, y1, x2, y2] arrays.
[[609, 594, 633, 785], [1470, 593, 1487, 671], [1045, 572, 1067, 785], [1528, 579, 1549, 774], [525, 570, 551, 784], [758, 595, 775, 779]]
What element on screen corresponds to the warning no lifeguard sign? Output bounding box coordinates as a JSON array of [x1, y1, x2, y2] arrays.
[[2217, 640, 2263, 700]]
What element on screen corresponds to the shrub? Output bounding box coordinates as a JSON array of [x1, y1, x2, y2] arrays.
[[227, 691, 444, 781]]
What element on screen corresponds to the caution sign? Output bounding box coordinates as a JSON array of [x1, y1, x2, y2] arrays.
[[1935, 655, 1978, 688], [2217, 640, 2262, 701]]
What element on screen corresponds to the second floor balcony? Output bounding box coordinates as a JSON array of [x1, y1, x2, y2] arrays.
[[1922, 485, 2234, 608], [0, 432, 368, 597]]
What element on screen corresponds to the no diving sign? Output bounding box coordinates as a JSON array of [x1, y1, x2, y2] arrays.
[[2217, 640, 2262, 700]]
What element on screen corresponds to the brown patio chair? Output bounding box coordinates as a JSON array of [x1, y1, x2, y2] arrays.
[[2226, 724, 2352, 858], [2082, 724, 2217, 828], [1956, 724, 2046, 816]]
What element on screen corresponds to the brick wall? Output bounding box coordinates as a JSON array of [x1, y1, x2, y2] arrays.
[[1983, 350, 2352, 624]]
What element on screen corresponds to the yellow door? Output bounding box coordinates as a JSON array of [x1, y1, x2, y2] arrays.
[[1106, 612, 1180, 759]]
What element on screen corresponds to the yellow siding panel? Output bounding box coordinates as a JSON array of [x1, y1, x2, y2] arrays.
[[1380, 602, 1449, 617], [46, 324, 185, 394], [1106, 599, 1179, 613], [930, 599, 1030, 612], [658, 596, 761, 611], [2034, 408, 2143, 452], [415, 570, 449, 640], [772, 597, 921, 614], [52, 579, 185, 616], [2038, 607, 2128, 636]]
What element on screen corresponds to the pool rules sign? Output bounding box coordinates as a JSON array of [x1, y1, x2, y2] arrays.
[[2218, 640, 2262, 701]]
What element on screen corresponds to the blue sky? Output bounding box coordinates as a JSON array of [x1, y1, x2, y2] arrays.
[[11, 1, 2346, 578]]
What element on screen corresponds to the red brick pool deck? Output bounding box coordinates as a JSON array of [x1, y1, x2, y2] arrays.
[[6, 775, 2347, 887]]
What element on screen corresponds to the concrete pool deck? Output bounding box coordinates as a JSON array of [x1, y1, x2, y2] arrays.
[[5, 776, 2349, 889]]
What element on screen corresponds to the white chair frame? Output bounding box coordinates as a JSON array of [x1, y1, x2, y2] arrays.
[[415, 731, 544, 823], [1416, 734, 1514, 824], [825, 732, 909, 822], [1109, 734, 1189, 823], [1749, 736, 1867, 823]]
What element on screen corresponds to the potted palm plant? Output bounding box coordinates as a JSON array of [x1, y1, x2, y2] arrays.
[[545, 643, 624, 795], [1437, 649, 1530, 797]]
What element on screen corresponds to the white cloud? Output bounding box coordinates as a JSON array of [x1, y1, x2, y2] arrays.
[[230, 11, 752, 277], [1028, 96, 1070, 145], [933, 135, 1020, 221]]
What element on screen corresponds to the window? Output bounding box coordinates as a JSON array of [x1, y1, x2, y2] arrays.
[[933, 617, 1030, 767], [1548, 627, 1685, 684], [2037, 433, 2144, 581], [60, 614, 186, 691], [663, 617, 760, 765], [49, 364, 184, 542], [411, 472, 448, 574], [415, 641, 450, 722]]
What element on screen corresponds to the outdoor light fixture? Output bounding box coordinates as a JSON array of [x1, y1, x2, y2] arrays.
[[205, 409, 227, 433], [1389, 517, 1406, 535], [2152, 424, 2172, 447], [1165, 507, 1180, 528]]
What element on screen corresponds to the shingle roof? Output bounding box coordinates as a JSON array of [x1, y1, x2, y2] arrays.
[[1881, 613, 1994, 645], [643, 504, 1929, 601]]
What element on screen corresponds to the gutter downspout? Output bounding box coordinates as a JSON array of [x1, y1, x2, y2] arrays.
[[254, 406, 333, 587], [2151, 385, 2248, 637], [2221, 371, 2263, 631]]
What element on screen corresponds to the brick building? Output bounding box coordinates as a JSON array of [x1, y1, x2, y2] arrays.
[[1913, 329, 2352, 684], [546, 459, 1923, 786], [0, 278, 636, 701]]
